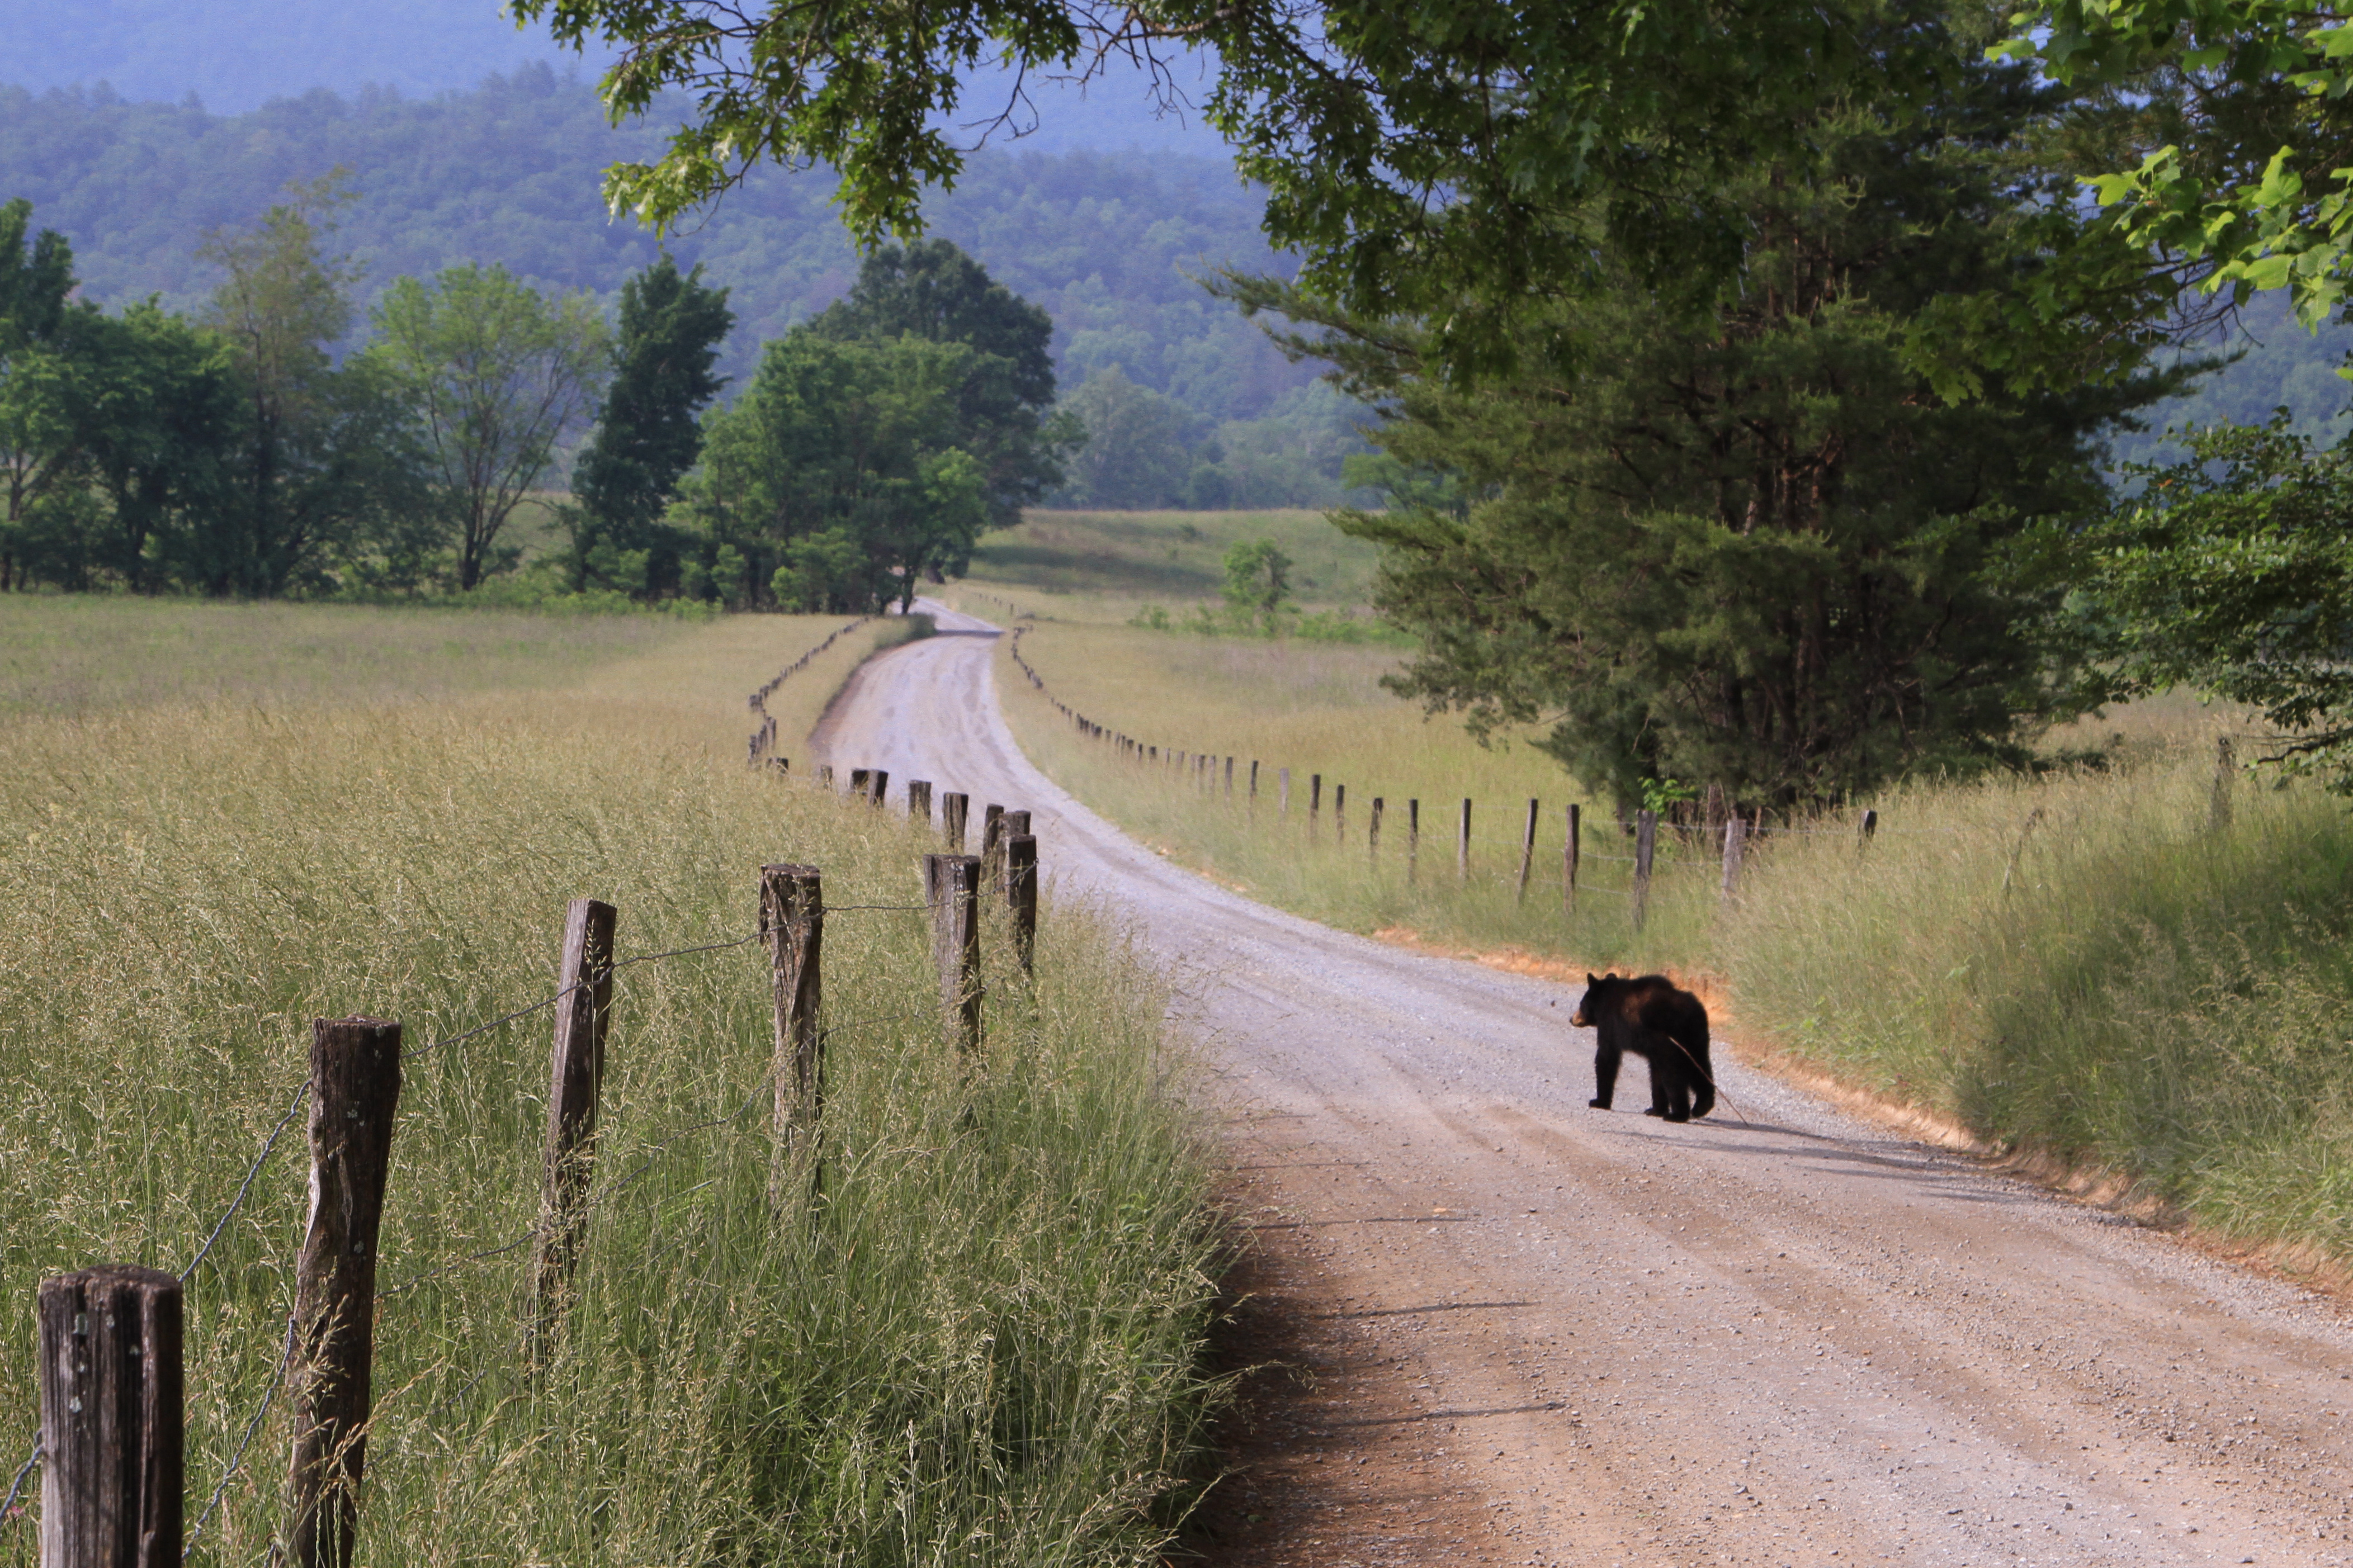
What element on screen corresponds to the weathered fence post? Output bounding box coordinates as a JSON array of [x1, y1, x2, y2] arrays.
[[866, 769, 889, 807], [2210, 736, 2236, 831], [1250, 760, 1259, 799], [942, 792, 970, 852], [760, 865, 824, 1145], [1279, 768, 1291, 816], [1369, 798, 1384, 860], [1005, 833, 1038, 975], [1563, 803, 1581, 914], [1859, 807, 1879, 847], [1458, 799, 1472, 880], [848, 768, 871, 798], [1408, 799, 1420, 883], [981, 804, 1007, 888], [923, 855, 984, 1051], [999, 810, 1031, 866], [1632, 811, 1657, 931], [1516, 798, 1539, 903], [39, 1265, 182, 1568], [1334, 783, 1345, 841], [1310, 774, 1322, 831], [533, 897, 617, 1332], [908, 779, 933, 825], [1225, 757, 1234, 796], [287, 1016, 402, 1568], [1722, 815, 1746, 899]]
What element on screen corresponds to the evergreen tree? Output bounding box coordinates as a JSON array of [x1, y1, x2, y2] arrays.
[[1239, 36, 2191, 811], [571, 255, 734, 594]]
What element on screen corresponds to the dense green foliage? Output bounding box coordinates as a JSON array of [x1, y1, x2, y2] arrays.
[[2051, 419, 2353, 785], [1244, 26, 2188, 811], [571, 255, 735, 594]]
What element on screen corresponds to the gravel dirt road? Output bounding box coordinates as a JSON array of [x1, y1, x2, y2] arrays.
[[812, 606, 2353, 1567]]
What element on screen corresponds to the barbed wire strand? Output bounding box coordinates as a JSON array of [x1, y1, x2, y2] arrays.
[[182, 1078, 312, 1283], [1, 1443, 39, 1524], [182, 1315, 296, 1560]]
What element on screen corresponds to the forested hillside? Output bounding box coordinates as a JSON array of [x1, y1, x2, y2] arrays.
[[0, 68, 1362, 506]]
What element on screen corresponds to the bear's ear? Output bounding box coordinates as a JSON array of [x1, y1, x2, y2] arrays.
[[1586, 972, 1599, 984]]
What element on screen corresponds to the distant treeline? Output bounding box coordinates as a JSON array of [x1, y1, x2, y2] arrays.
[[0, 67, 1371, 508]]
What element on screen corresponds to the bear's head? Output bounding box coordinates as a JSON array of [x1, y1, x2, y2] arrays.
[[1570, 972, 1619, 1029]]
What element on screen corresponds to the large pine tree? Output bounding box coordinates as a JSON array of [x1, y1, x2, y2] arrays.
[[1239, 31, 2194, 811]]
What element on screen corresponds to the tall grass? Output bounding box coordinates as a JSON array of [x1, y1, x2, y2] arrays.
[[1720, 718, 2353, 1263], [0, 631, 1221, 1562], [971, 509, 1382, 605], [989, 619, 1717, 968]]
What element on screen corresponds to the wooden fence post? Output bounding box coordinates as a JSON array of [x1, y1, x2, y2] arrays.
[[1310, 774, 1322, 830], [533, 898, 617, 1332], [1516, 798, 1539, 903], [999, 810, 1031, 877], [1225, 757, 1234, 796], [848, 768, 871, 798], [908, 780, 933, 824], [1859, 807, 1879, 847], [1334, 783, 1345, 840], [1005, 833, 1038, 975], [1722, 815, 1746, 899], [38, 1265, 182, 1568], [1632, 811, 1657, 931], [760, 865, 824, 1144], [866, 769, 889, 807], [923, 855, 984, 1052], [1250, 760, 1259, 799], [942, 792, 970, 852], [1279, 768, 1291, 816], [287, 1016, 401, 1568], [2210, 736, 2236, 831], [1458, 798, 1472, 880], [1369, 797, 1383, 860], [1408, 799, 1420, 883], [981, 804, 1007, 888], [1563, 803, 1581, 915]]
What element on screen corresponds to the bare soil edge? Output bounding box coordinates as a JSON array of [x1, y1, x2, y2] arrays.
[[1366, 923, 2353, 1310]]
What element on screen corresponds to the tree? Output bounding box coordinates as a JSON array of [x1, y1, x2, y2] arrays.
[[808, 238, 1074, 528], [365, 264, 609, 589], [513, 0, 1953, 373], [2042, 418, 2353, 785], [191, 173, 432, 596], [0, 198, 96, 590], [1222, 538, 1293, 627], [1055, 366, 1192, 508], [571, 254, 734, 594], [677, 328, 991, 610], [77, 301, 240, 594], [2002, 0, 2353, 332], [1239, 32, 2190, 811]]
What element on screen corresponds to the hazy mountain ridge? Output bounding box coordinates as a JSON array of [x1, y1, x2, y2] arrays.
[[0, 67, 1304, 421]]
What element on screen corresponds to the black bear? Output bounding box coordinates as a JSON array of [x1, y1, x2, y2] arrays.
[[1571, 973, 1715, 1122]]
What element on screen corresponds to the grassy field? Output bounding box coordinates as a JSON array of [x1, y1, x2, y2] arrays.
[[957, 587, 1712, 970], [0, 598, 1221, 1565], [951, 514, 2353, 1275], [970, 508, 1383, 607]]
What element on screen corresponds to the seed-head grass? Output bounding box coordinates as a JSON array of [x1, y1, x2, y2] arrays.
[[989, 620, 1718, 969], [0, 608, 1221, 1566]]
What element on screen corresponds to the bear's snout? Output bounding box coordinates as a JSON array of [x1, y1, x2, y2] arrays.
[[1568, 1011, 1587, 1027]]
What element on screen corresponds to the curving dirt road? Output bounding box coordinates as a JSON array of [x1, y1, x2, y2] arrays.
[[813, 606, 2353, 1568]]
